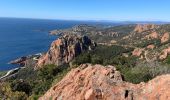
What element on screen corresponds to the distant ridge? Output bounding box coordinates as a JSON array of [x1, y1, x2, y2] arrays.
[[0, 17, 169, 24]]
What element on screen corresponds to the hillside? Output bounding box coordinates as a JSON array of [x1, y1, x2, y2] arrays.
[[0, 24, 170, 100]]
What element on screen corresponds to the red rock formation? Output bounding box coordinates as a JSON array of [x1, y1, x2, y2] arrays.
[[36, 35, 96, 68], [145, 31, 159, 40], [40, 64, 170, 100], [159, 47, 170, 60], [147, 44, 155, 49], [161, 32, 169, 43], [150, 31, 159, 39], [132, 48, 143, 57], [134, 24, 156, 33]]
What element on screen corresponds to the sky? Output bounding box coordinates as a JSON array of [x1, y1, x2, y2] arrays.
[[0, 0, 170, 21]]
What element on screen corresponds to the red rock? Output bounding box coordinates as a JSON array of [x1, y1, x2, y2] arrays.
[[132, 48, 143, 57], [39, 64, 170, 100], [161, 32, 169, 43], [84, 89, 95, 100], [134, 24, 156, 33], [159, 47, 170, 60], [147, 44, 155, 49], [150, 31, 159, 39], [36, 35, 96, 68]]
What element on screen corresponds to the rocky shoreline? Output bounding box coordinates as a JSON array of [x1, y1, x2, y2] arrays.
[[8, 53, 42, 65], [0, 67, 25, 81], [0, 53, 42, 81]]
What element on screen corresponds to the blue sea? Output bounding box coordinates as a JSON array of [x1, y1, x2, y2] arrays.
[[0, 18, 120, 71]]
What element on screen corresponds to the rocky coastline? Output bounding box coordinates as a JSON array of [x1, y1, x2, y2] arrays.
[[1, 24, 170, 99], [0, 53, 42, 81]]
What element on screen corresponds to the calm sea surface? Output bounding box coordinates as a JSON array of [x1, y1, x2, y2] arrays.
[[0, 18, 119, 71]]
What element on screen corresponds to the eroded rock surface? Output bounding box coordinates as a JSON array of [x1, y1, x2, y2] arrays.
[[40, 64, 170, 100], [36, 35, 96, 68]]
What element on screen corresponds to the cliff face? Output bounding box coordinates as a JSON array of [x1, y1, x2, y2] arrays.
[[36, 34, 96, 68], [40, 64, 170, 100]]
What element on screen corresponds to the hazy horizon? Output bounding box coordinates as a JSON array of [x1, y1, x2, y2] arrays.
[[0, 17, 170, 23]]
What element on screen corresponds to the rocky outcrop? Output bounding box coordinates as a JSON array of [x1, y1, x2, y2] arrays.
[[134, 24, 156, 33], [36, 35, 96, 68], [9, 56, 27, 66], [161, 32, 169, 43], [150, 31, 159, 39], [147, 44, 155, 49], [159, 47, 170, 60], [40, 64, 170, 100], [145, 31, 159, 39], [9, 53, 41, 67], [132, 48, 144, 57]]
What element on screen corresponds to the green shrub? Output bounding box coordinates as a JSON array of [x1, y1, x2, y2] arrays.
[[136, 39, 161, 48], [38, 64, 56, 81], [73, 53, 91, 65], [28, 94, 41, 100], [72, 45, 134, 66], [0, 82, 28, 100], [1, 64, 70, 99], [119, 66, 152, 84], [165, 56, 170, 64], [91, 55, 103, 64], [11, 80, 32, 95], [111, 56, 137, 67], [0, 71, 7, 77]]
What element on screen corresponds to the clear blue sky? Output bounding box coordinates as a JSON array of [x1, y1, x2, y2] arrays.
[[0, 0, 170, 21]]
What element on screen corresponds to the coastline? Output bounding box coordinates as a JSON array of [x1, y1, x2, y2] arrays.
[[0, 67, 25, 81], [0, 53, 42, 81]]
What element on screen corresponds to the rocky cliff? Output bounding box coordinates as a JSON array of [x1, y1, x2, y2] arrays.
[[36, 34, 96, 68], [40, 64, 170, 100]]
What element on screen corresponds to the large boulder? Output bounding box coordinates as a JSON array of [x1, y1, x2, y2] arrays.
[[40, 64, 170, 100], [36, 35, 96, 68]]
